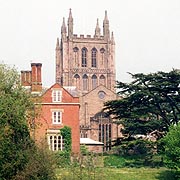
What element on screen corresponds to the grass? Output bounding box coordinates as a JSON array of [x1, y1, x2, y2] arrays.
[[56, 167, 179, 180], [104, 154, 165, 168], [55, 154, 179, 180]]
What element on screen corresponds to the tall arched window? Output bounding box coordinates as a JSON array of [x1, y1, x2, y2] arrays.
[[92, 74, 97, 89], [74, 74, 80, 89], [100, 48, 105, 66], [91, 48, 97, 67], [82, 74, 88, 91], [82, 47, 87, 67], [73, 47, 79, 67], [99, 75, 106, 86]]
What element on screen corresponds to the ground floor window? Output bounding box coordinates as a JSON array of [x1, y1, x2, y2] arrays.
[[47, 131, 64, 151]]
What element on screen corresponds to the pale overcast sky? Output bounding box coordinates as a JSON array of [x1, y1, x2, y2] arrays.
[[0, 0, 180, 86]]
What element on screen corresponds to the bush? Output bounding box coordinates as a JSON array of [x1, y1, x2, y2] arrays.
[[104, 155, 126, 168], [55, 151, 71, 168], [163, 123, 180, 170], [14, 142, 57, 180]]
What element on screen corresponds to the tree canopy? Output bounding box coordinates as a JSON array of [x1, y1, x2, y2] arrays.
[[0, 64, 57, 180], [0, 64, 34, 179], [104, 70, 180, 137]]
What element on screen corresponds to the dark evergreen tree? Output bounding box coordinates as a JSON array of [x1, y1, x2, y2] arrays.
[[104, 70, 180, 138]]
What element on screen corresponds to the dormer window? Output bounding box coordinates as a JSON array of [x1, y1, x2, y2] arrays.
[[52, 90, 62, 102]]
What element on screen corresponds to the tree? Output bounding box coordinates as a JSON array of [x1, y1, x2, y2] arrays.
[[104, 70, 180, 161], [0, 63, 58, 180], [0, 64, 35, 179], [163, 123, 180, 170], [0, 64, 58, 180], [104, 70, 180, 138]]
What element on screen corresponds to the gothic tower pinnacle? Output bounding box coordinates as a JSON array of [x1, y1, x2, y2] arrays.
[[61, 17, 67, 41], [68, 8, 73, 40], [94, 19, 101, 38], [56, 37, 60, 49], [103, 10, 110, 41], [111, 31, 115, 44]]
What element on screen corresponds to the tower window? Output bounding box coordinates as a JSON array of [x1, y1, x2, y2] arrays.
[[82, 47, 87, 67], [83, 74, 88, 91], [92, 74, 97, 89], [73, 47, 79, 67], [74, 74, 80, 89], [100, 48, 105, 66], [73, 47, 79, 52], [99, 75, 106, 86], [91, 48, 97, 67]]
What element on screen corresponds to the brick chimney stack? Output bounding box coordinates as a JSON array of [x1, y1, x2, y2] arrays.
[[21, 70, 32, 86], [31, 63, 42, 92]]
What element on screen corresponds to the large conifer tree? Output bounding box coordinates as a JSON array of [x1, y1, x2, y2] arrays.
[[104, 70, 180, 138]]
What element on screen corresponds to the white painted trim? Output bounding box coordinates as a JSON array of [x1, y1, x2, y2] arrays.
[[47, 129, 60, 133], [35, 102, 80, 105]]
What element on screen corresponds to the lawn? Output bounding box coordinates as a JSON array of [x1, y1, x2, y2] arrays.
[[56, 167, 178, 180], [55, 154, 179, 180]]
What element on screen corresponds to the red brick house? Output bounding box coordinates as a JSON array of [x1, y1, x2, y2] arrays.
[[21, 63, 80, 154]]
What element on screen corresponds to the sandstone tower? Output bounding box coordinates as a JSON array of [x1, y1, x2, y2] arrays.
[[56, 9, 120, 151]]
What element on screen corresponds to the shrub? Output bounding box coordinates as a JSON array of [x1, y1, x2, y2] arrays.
[[163, 123, 180, 170], [14, 142, 57, 180], [104, 155, 126, 168]]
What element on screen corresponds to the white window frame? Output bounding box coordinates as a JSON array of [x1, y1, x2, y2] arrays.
[[52, 90, 62, 102], [47, 130, 64, 151], [52, 110, 62, 124]]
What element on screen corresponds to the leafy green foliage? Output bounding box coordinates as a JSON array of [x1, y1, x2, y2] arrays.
[[0, 64, 34, 179], [55, 126, 72, 167], [80, 145, 89, 155], [60, 126, 72, 152], [0, 64, 57, 180], [163, 123, 180, 170], [14, 143, 57, 180]]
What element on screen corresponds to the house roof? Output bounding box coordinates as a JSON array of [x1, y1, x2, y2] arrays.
[[80, 138, 104, 145]]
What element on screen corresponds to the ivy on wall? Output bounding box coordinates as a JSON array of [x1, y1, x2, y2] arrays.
[[60, 126, 72, 152]]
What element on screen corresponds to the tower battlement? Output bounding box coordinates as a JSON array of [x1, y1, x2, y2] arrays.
[[72, 34, 105, 40]]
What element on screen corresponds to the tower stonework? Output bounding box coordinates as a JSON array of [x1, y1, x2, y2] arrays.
[[56, 10, 121, 151]]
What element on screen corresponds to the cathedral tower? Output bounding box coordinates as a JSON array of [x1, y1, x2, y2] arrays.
[[56, 9, 116, 93], [56, 10, 120, 151]]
